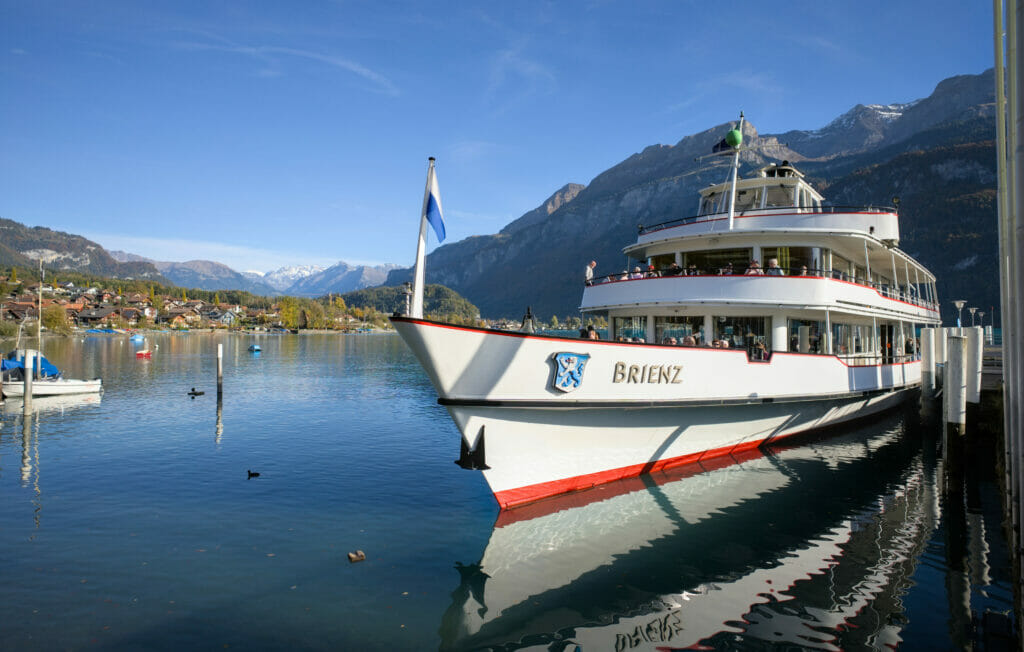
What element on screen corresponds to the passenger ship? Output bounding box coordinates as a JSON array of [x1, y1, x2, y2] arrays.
[[392, 125, 941, 509]]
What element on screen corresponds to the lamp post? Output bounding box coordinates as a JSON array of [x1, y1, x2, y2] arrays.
[[953, 300, 966, 334], [979, 311, 986, 328], [968, 307, 977, 327]]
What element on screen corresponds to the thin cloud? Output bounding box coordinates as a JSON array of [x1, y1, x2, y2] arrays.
[[448, 140, 499, 165], [485, 46, 557, 112], [173, 37, 400, 96]]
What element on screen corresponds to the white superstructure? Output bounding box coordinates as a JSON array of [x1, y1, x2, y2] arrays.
[[393, 139, 940, 510]]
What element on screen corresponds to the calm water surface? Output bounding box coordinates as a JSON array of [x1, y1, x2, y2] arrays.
[[0, 333, 1013, 650]]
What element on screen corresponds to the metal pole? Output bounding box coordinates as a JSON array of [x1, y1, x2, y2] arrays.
[[863, 240, 871, 285], [946, 335, 967, 437], [922, 327, 936, 392], [966, 327, 984, 406]]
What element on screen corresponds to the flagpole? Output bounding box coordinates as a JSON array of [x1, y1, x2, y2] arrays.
[[410, 157, 435, 319]]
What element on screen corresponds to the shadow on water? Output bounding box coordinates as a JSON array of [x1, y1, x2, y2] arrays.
[[440, 403, 1016, 651]]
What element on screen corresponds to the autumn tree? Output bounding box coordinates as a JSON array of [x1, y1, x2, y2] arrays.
[[42, 305, 71, 335]]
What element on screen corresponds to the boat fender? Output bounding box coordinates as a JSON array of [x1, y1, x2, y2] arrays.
[[455, 426, 491, 470]]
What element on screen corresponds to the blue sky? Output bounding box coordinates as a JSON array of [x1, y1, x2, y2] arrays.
[[1, 1, 994, 273]]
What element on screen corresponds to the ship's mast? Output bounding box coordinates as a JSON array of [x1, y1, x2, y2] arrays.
[[726, 112, 745, 231], [37, 259, 42, 348]]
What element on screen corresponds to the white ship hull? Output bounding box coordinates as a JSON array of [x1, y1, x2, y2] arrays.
[[393, 317, 920, 508], [2, 378, 103, 397]]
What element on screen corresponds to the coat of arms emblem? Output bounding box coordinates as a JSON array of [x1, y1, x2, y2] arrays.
[[552, 352, 591, 393]]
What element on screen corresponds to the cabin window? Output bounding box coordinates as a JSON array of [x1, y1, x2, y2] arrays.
[[714, 316, 770, 351], [831, 323, 875, 357], [832, 253, 853, 280], [761, 246, 823, 275], [764, 185, 794, 208], [733, 188, 763, 212], [649, 254, 675, 271], [682, 248, 752, 275], [613, 316, 647, 342], [655, 316, 704, 345], [788, 319, 825, 353], [699, 193, 721, 216], [854, 265, 868, 284]]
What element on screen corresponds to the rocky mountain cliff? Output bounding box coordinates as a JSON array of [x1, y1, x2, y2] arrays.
[[386, 69, 998, 322], [0, 220, 166, 281], [110, 251, 279, 295]]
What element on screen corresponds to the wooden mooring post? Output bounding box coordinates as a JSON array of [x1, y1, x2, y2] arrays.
[[216, 343, 224, 400], [22, 350, 34, 415]]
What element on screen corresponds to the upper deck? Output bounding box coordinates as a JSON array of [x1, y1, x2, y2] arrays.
[[631, 206, 900, 252], [630, 163, 899, 250]]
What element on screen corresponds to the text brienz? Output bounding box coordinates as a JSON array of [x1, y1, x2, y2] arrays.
[[612, 362, 682, 384]]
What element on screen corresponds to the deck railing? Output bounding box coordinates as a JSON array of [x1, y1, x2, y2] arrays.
[[585, 267, 938, 312], [637, 204, 897, 236]]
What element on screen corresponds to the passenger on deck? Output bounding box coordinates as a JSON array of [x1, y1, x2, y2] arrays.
[[752, 341, 768, 360], [682, 335, 697, 346], [587, 325, 601, 340], [686, 264, 698, 276], [718, 262, 734, 275], [662, 336, 678, 345], [765, 258, 785, 276], [629, 266, 644, 279], [744, 260, 764, 275], [666, 262, 682, 276], [799, 265, 808, 276], [646, 264, 660, 278], [585, 260, 597, 285]]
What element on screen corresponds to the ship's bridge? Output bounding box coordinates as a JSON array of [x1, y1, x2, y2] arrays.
[[630, 162, 900, 250]]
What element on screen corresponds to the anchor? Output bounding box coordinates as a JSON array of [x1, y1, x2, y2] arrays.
[[455, 426, 491, 470]]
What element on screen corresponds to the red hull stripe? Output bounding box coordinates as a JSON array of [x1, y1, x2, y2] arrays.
[[493, 436, 771, 510], [494, 447, 767, 528]]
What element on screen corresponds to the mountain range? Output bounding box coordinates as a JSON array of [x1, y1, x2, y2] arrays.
[[386, 69, 999, 323], [106, 252, 396, 297]]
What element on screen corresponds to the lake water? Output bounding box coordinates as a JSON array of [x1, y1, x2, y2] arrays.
[[0, 333, 1013, 650]]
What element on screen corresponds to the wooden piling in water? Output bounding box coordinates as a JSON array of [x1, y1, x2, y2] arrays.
[[22, 350, 33, 415], [217, 343, 223, 400]]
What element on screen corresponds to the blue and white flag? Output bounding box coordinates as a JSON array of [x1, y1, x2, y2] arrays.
[[425, 166, 445, 242]]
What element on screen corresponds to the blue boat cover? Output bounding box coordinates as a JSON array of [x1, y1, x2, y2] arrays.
[[1, 352, 61, 377]]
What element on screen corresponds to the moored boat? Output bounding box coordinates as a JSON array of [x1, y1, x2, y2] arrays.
[[392, 126, 941, 509], [1, 349, 103, 397]]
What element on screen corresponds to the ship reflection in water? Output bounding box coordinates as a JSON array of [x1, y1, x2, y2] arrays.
[[441, 411, 947, 651]]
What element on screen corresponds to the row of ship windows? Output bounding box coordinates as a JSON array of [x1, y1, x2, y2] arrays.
[[612, 315, 917, 360], [698, 186, 820, 216], [636, 246, 934, 302]]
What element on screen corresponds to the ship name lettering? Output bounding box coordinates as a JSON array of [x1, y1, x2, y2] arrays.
[[614, 612, 683, 651], [613, 362, 682, 384]]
